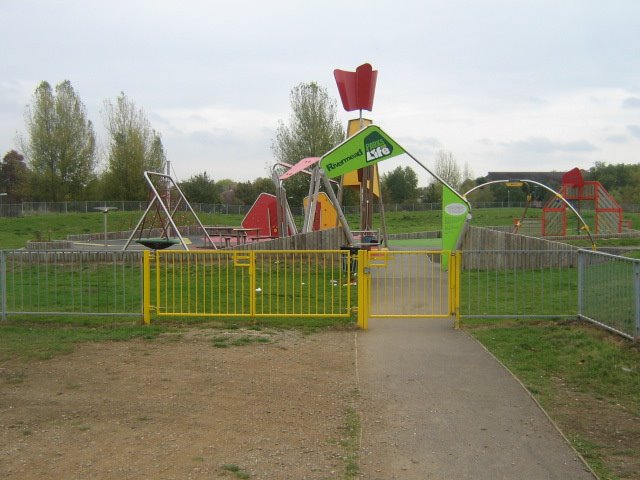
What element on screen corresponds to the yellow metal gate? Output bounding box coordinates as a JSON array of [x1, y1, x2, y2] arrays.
[[142, 249, 459, 329], [356, 250, 461, 329], [143, 250, 354, 322]]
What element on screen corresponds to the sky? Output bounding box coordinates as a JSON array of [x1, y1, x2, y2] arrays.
[[1, 0, 639, 187]]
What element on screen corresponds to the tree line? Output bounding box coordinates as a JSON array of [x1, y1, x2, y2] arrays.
[[2, 80, 638, 209], [1, 80, 165, 203]]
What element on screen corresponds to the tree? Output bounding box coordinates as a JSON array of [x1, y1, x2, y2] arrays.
[[235, 177, 276, 205], [588, 162, 629, 191], [0, 150, 30, 202], [216, 179, 238, 204], [21, 80, 96, 201], [271, 82, 344, 207], [464, 176, 495, 204], [416, 183, 439, 204], [433, 150, 462, 190], [102, 92, 166, 200], [382, 166, 418, 204], [233, 181, 253, 205], [178, 172, 219, 204]]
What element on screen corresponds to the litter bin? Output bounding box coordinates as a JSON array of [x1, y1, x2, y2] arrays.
[[340, 245, 360, 275]]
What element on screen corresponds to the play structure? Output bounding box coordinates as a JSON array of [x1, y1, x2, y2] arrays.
[[302, 192, 339, 231], [123, 170, 214, 250], [464, 167, 626, 247], [542, 168, 624, 236], [128, 63, 471, 253], [241, 192, 283, 238], [236, 64, 388, 247], [463, 175, 597, 249], [241, 63, 470, 252]]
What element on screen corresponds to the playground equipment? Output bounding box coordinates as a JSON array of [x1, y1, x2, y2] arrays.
[[543, 168, 624, 236], [303, 192, 339, 231], [265, 64, 390, 247], [241, 192, 282, 238], [334, 65, 387, 243], [464, 178, 596, 249], [123, 171, 214, 250], [252, 63, 469, 251], [260, 157, 343, 239]]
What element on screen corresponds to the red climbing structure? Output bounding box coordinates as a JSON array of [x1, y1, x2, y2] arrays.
[[241, 193, 282, 238], [542, 168, 624, 236]]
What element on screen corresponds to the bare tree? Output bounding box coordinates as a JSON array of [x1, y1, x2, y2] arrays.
[[271, 82, 344, 206], [433, 150, 462, 190], [102, 92, 166, 200]]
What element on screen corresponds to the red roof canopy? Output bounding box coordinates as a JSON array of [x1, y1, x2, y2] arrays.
[[562, 167, 584, 187]]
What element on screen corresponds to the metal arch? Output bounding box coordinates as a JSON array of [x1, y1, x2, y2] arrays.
[[463, 179, 596, 249]]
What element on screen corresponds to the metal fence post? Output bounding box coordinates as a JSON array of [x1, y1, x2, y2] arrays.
[[357, 249, 368, 330], [143, 250, 151, 325], [249, 251, 256, 321], [452, 251, 462, 329], [1, 251, 6, 321], [577, 250, 584, 318], [635, 262, 640, 338]]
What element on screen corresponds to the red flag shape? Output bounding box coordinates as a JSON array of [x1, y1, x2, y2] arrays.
[[333, 63, 378, 112]]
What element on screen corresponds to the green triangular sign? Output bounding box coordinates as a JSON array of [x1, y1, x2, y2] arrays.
[[320, 125, 406, 179]]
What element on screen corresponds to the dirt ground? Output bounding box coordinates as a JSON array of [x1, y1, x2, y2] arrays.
[[0, 329, 357, 479], [1, 325, 637, 479]]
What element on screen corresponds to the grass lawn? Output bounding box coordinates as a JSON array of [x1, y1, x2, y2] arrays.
[[0, 313, 358, 362], [387, 238, 442, 248], [2, 207, 640, 250], [0, 211, 245, 249], [463, 317, 640, 480], [461, 266, 578, 318]]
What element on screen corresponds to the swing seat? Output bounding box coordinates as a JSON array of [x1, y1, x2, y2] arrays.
[[136, 237, 180, 250]]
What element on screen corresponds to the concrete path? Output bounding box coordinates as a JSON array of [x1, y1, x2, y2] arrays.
[[356, 318, 595, 479]]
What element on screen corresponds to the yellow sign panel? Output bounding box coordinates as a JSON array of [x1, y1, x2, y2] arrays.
[[342, 118, 380, 197], [505, 182, 524, 188]]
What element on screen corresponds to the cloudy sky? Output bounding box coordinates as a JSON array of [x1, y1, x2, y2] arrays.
[[1, 0, 638, 187]]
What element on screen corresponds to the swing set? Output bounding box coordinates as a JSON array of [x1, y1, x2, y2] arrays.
[[123, 171, 214, 251]]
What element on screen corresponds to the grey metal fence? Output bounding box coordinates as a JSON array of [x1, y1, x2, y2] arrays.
[[0, 200, 546, 218], [578, 249, 640, 340], [461, 249, 639, 341], [1, 248, 639, 340], [0, 251, 143, 319], [461, 250, 579, 319]]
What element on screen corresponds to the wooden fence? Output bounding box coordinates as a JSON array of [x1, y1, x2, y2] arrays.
[[461, 226, 578, 269], [229, 227, 349, 251]]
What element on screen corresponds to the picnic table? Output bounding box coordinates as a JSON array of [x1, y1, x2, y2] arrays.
[[232, 227, 261, 244], [203, 226, 261, 246]]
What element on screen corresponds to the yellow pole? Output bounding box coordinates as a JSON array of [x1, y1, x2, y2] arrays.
[[249, 251, 256, 321], [143, 250, 151, 325], [453, 251, 462, 330], [357, 249, 368, 329], [156, 251, 161, 317]]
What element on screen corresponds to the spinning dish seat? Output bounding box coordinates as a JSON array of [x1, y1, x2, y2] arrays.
[[136, 238, 180, 250]]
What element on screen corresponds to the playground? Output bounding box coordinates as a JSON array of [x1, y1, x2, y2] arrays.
[[1, 64, 639, 478]]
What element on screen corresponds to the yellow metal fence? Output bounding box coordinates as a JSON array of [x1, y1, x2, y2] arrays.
[[143, 249, 460, 328], [356, 250, 460, 329], [143, 250, 354, 323]]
